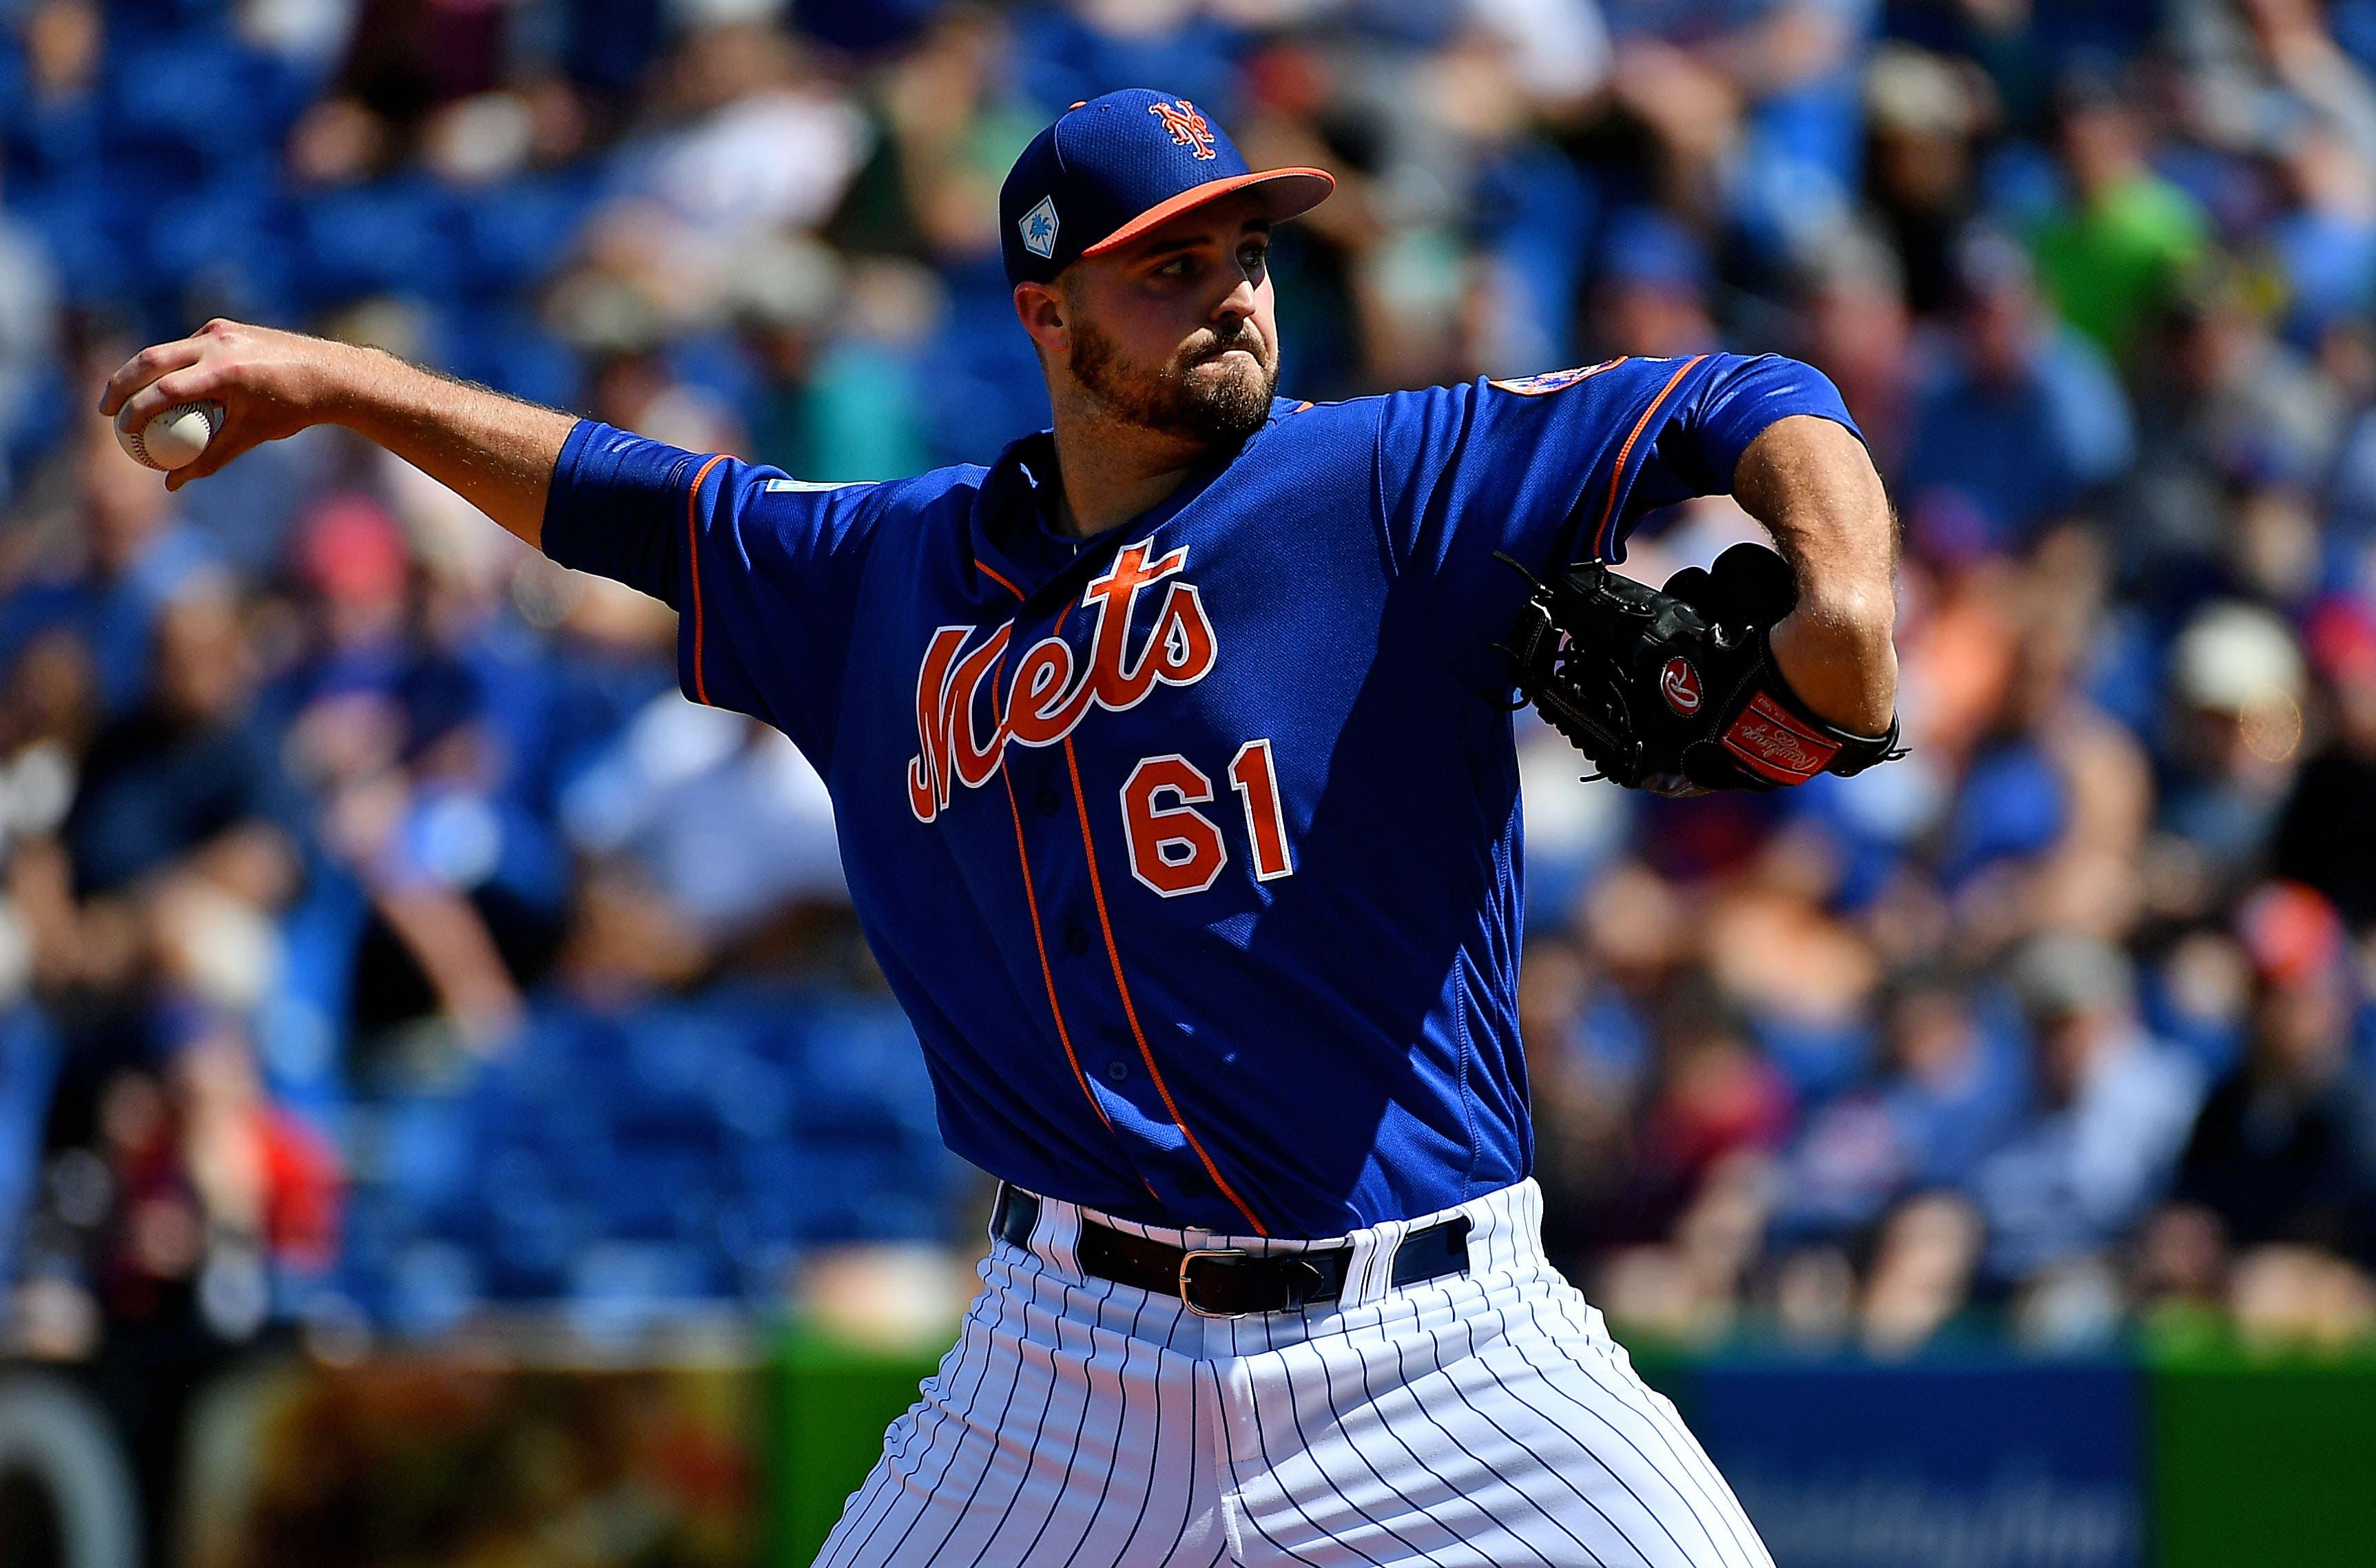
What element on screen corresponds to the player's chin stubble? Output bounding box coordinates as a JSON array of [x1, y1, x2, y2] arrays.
[[1068, 316, 1279, 448]]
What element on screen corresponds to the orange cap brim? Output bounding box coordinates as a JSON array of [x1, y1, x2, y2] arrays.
[[1079, 168, 1336, 258]]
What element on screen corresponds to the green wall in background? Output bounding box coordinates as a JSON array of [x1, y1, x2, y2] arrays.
[[771, 1330, 944, 1567], [2150, 1352, 2376, 1568]]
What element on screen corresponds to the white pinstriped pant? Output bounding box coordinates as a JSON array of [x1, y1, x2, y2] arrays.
[[813, 1180, 1775, 1568]]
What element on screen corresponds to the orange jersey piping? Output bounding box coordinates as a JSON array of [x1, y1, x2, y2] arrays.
[[1589, 355, 1704, 559], [1061, 731, 1268, 1237], [683, 453, 730, 703]]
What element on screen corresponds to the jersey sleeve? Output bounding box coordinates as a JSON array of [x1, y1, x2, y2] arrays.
[[538, 419, 885, 761], [1374, 353, 1861, 671]]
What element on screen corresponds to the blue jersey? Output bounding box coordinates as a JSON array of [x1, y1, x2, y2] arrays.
[[542, 352, 1858, 1238]]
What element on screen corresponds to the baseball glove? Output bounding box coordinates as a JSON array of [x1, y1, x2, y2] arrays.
[[1500, 541, 1902, 795]]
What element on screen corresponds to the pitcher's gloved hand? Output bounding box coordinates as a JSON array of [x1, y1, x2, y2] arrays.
[[1501, 542, 1902, 795]]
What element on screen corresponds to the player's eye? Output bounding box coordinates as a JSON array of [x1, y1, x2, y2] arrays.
[[1239, 242, 1270, 276]]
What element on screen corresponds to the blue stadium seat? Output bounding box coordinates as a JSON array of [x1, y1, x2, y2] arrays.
[[385, 1241, 484, 1338], [564, 1241, 718, 1341], [483, 1151, 583, 1298], [138, 175, 298, 320], [5, 90, 105, 204], [0, 1007, 60, 1291], [436, 302, 581, 409], [331, 992, 960, 1323], [103, 37, 282, 172], [1011, 8, 1247, 127], [291, 176, 459, 306], [667, 329, 763, 420], [597, 1148, 719, 1239], [17, 185, 132, 305], [709, 1050, 793, 1145], [448, 172, 597, 299], [381, 1094, 478, 1224], [794, 1000, 944, 1141], [106, 0, 236, 36], [1754, 1015, 1877, 1108]]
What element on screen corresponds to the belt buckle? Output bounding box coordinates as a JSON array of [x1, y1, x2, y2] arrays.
[[1177, 1248, 1253, 1318]]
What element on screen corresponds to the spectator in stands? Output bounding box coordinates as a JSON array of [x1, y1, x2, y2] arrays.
[[0, 624, 90, 871], [165, 1013, 341, 1284], [2215, 0, 2376, 167], [632, 21, 871, 274], [1770, 971, 2023, 1244], [21, 1009, 337, 1565], [1859, 1188, 1984, 1354], [0, 160, 61, 504], [1859, 43, 1989, 318], [1793, 223, 1916, 473], [1899, 229, 2133, 555], [2029, 67, 2208, 362], [865, 6, 1042, 266], [1591, 207, 1720, 359], [1603, 0, 1876, 256], [5, 0, 103, 227], [1524, 934, 1652, 1275], [2274, 597, 2376, 926], [1622, 995, 1795, 1245], [2171, 883, 2376, 1268], [37, 578, 302, 1136], [2331, 340, 2376, 537], [2156, 603, 2311, 899], [0, 425, 214, 714], [1932, 544, 2153, 949], [2123, 260, 2346, 587], [557, 695, 846, 996], [1971, 933, 2203, 1288], [2264, 116, 2376, 349], [63, 579, 297, 905]]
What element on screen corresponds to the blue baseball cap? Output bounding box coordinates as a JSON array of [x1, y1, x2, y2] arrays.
[[1000, 88, 1334, 287]]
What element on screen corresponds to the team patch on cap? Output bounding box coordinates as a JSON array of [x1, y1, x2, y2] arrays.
[[1020, 196, 1060, 258], [1488, 360, 1625, 396]]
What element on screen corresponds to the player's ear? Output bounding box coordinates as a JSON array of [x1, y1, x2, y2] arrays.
[[1013, 282, 1068, 358]]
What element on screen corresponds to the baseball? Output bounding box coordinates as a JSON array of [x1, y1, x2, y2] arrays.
[[114, 400, 222, 471]]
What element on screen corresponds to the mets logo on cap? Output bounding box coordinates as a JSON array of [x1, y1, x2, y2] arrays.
[[1148, 99, 1219, 159]]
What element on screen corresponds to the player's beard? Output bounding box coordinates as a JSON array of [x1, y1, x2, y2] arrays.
[[1068, 315, 1279, 448]]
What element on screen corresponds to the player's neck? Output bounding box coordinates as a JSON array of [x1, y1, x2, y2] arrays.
[[1046, 408, 1214, 539]]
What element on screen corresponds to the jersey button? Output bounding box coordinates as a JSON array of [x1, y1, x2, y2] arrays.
[[1035, 785, 1061, 816], [1105, 1061, 1130, 1083], [1064, 925, 1091, 956]]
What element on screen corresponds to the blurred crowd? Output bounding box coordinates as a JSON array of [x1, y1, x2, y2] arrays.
[[0, 0, 2374, 1397]]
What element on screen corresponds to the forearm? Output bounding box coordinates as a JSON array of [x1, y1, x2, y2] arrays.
[[100, 320, 577, 548], [326, 347, 577, 548], [1730, 413, 1899, 734]]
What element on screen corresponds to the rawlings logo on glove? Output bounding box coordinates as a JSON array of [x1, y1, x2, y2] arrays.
[[1659, 657, 1702, 715], [1500, 542, 1901, 795]]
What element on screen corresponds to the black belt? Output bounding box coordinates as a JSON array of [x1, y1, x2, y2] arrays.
[[991, 1184, 1471, 1318]]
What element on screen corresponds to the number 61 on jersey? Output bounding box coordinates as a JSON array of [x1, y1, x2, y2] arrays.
[[1121, 739, 1293, 897]]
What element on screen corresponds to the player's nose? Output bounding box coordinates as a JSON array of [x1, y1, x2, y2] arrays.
[[1211, 274, 1258, 327]]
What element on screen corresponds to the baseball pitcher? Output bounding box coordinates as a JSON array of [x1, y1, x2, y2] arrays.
[[104, 89, 1899, 1568]]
